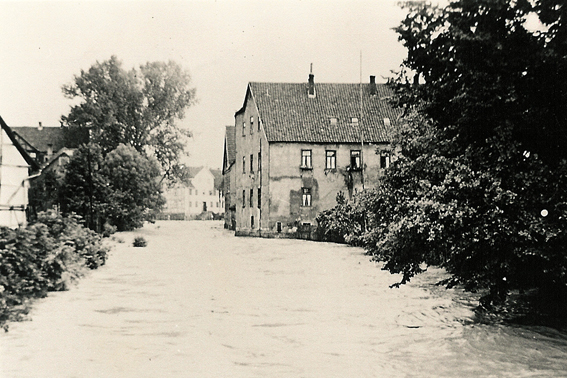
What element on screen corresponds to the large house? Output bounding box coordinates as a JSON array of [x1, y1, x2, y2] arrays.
[[0, 117, 40, 227], [161, 167, 224, 220], [228, 73, 402, 238]]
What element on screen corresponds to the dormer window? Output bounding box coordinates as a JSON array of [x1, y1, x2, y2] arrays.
[[351, 117, 359, 125], [383, 118, 391, 126], [329, 117, 338, 125]]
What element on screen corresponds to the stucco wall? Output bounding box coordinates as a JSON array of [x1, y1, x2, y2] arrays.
[[234, 91, 270, 233], [0, 128, 29, 227], [266, 142, 389, 234]]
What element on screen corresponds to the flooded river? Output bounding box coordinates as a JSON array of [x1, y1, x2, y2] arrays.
[[1, 221, 566, 377]]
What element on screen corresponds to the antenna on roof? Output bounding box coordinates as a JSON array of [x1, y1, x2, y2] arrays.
[[310, 63, 313, 74]]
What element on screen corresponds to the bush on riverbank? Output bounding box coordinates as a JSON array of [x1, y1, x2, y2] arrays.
[[0, 210, 109, 331]]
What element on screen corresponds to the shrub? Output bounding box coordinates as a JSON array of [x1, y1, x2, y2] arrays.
[[316, 191, 367, 246], [0, 210, 110, 330], [133, 236, 147, 247]]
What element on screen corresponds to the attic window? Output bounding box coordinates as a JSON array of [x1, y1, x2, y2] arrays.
[[329, 117, 338, 125], [383, 118, 391, 126]]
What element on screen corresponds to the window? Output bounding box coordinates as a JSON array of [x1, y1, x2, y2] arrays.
[[250, 154, 254, 173], [258, 151, 262, 172], [301, 149, 312, 169], [351, 117, 359, 125], [380, 151, 390, 169], [243, 156, 246, 174], [350, 150, 361, 170], [189, 189, 192, 195], [257, 117, 261, 131], [242, 121, 246, 136], [250, 116, 254, 134], [302, 188, 312, 207], [251, 216, 255, 229], [325, 150, 336, 169], [189, 201, 192, 207], [330, 117, 338, 125], [276, 222, 282, 233], [250, 189, 254, 207], [242, 190, 246, 208], [195, 201, 199, 207], [209, 190, 213, 196], [257, 187, 261, 208]]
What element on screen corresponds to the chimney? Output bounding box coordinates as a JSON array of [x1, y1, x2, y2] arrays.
[[308, 64, 316, 98], [38, 122, 43, 131], [369, 75, 376, 96], [47, 143, 53, 158]]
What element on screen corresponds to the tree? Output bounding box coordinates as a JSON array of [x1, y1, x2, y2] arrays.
[[364, 0, 567, 313], [59, 143, 110, 231], [59, 143, 165, 232], [27, 169, 62, 221], [101, 144, 165, 231], [61, 56, 196, 181]]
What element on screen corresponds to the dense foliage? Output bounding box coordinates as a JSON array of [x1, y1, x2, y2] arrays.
[[60, 143, 165, 231], [316, 191, 367, 246], [376, 0, 567, 308], [0, 211, 109, 331], [61, 56, 196, 182], [319, 0, 567, 318]]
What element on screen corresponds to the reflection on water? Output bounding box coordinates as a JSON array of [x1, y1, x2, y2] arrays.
[[1, 221, 566, 378]]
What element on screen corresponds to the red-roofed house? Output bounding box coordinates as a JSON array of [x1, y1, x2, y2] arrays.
[[233, 73, 402, 238]]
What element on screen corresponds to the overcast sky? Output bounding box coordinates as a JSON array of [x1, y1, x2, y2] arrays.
[[0, 0, 409, 168]]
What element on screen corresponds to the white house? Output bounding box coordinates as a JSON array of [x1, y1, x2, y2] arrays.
[[161, 167, 224, 220], [0, 116, 40, 228]]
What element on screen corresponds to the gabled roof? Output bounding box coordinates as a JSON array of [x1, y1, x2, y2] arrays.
[[223, 125, 236, 174], [246, 81, 402, 144], [0, 117, 40, 171], [210, 168, 223, 190], [177, 166, 223, 191], [43, 147, 75, 171], [11, 126, 67, 153], [225, 126, 236, 164]]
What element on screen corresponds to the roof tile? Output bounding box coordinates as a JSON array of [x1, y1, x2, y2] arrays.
[[249, 82, 402, 144]]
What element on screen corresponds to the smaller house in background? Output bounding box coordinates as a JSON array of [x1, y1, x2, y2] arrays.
[[160, 166, 224, 220], [222, 125, 237, 229], [12, 123, 88, 168], [0, 116, 40, 228]]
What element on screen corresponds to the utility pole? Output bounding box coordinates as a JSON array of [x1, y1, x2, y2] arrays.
[[359, 50, 365, 191]]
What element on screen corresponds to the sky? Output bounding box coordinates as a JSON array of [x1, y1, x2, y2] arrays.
[[0, 0, 409, 169]]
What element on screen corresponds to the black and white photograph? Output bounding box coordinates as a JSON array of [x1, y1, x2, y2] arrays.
[[1, 0, 566, 376]]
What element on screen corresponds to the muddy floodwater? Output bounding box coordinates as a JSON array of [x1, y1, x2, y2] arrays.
[[1, 221, 566, 377]]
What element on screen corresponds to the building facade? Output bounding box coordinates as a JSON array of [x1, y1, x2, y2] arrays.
[[0, 117, 40, 227], [222, 126, 237, 229], [231, 74, 401, 238], [161, 167, 224, 220]]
